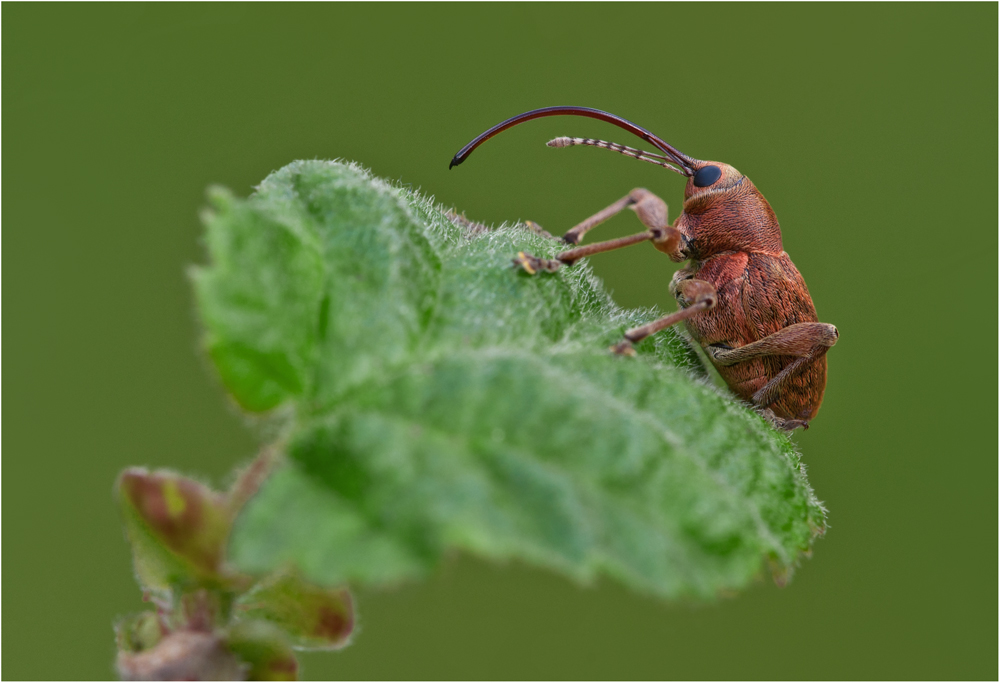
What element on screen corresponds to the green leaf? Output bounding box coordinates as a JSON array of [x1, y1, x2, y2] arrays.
[[115, 611, 164, 654], [196, 160, 826, 600], [225, 620, 299, 681], [190, 185, 326, 411], [235, 571, 354, 650]]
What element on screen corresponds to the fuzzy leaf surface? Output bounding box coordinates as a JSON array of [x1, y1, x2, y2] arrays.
[[195, 160, 826, 599]]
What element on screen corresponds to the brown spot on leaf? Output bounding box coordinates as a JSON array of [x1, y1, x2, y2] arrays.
[[119, 469, 228, 573], [267, 656, 299, 677], [315, 596, 353, 643]]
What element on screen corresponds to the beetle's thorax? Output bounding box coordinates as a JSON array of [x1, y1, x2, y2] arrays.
[[674, 171, 783, 260]]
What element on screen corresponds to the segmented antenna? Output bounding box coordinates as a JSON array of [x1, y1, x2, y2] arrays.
[[546, 137, 688, 176]]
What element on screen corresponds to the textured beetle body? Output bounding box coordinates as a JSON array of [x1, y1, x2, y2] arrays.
[[667, 172, 825, 421]]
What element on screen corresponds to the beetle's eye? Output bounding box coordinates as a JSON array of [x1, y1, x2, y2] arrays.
[[693, 165, 722, 187]]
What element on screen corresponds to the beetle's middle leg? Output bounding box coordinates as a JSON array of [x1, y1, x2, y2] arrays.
[[611, 279, 718, 356], [514, 189, 680, 274]]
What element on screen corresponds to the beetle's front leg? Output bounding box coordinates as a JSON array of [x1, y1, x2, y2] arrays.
[[514, 189, 682, 274], [611, 279, 717, 356], [561, 188, 668, 245], [514, 230, 657, 274]]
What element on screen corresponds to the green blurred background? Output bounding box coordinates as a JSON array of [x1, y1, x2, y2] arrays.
[[3, 4, 996, 679]]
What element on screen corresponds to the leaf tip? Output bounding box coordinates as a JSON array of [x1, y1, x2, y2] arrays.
[[206, 184, 234, 209]]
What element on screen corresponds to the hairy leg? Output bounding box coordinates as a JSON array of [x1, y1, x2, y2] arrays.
[[611, 280, 717, 356], [514, 189, 680, 274]]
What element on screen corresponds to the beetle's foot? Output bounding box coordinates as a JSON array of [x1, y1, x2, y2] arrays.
[[763, 409, 810, 431], [513, 251, 561, 275], [524, 220, 556, 240], [610, 340, 637, 357]]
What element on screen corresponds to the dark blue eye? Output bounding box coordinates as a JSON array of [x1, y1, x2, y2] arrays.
[[693, 165, 722, 187]]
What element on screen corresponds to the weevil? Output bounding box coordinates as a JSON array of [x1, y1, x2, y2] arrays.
[[449, 106, 838, 430]]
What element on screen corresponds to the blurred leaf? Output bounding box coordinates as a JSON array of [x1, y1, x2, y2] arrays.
[[117, 469, 235, 591], [236, 571, 354, 651], [195, 160, 826, 599], [115, 611, 164, 654], [226, 620, 299, 681]]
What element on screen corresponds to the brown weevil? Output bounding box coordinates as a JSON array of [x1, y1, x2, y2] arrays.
[[450, 106, 838, 430]]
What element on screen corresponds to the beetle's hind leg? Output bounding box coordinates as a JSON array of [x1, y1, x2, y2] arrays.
[[707, 322, 839, 369], [706, 322, 839, 428], [611, 279, 718, 356]]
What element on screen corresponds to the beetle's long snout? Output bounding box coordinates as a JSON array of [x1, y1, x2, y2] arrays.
[[449, 106, 700, 177]]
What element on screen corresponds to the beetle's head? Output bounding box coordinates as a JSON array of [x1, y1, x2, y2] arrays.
[[449, 107, 779, 258], [680, 160, 744, 200]]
